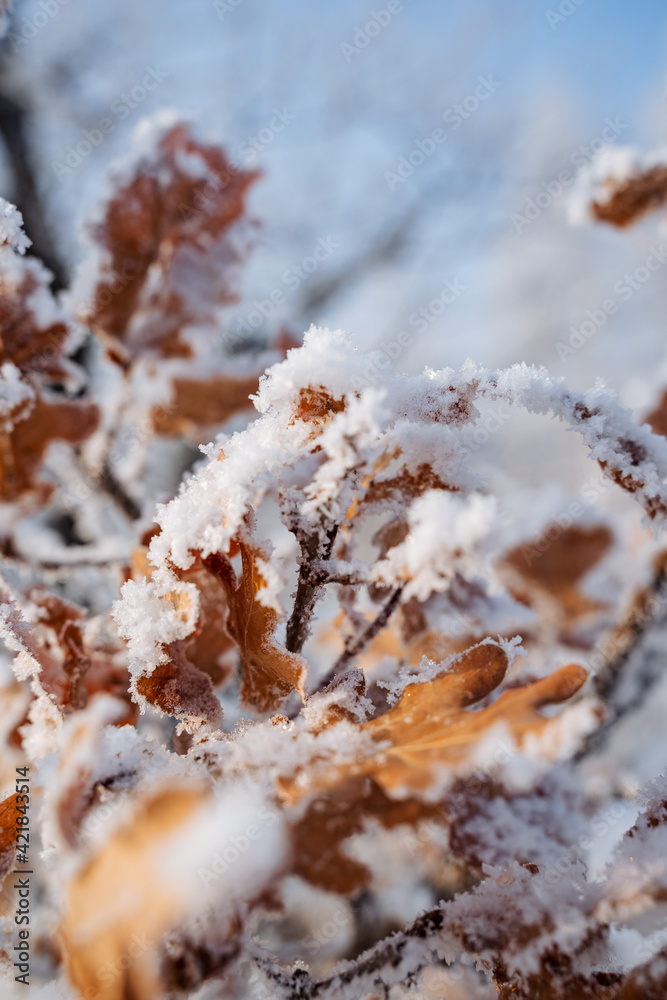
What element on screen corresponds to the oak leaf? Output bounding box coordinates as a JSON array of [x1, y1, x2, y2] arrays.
[[205, 542, 307, 712], [79, 122, 259, 363], [60, 785, 208, 1000]]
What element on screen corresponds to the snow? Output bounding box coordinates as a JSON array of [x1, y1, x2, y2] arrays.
[[0, 197, 31, 254], [0, 362, 34, 424], [112, 573, 200, 676], [370, 491, 498, 600]]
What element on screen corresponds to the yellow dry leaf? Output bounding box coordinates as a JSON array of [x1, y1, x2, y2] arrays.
[[364, 651, 587, 792], [282, 643, 587, 803], [60, 785, 207, 1000]]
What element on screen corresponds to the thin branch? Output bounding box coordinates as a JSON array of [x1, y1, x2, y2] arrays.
[[98, 460, 142, 521], [576, 561, 667, 760], [1, 549, 128, 571], [0, 92, 68, 289], [246, 903, 455, 1000], [285, 521, 339, 654], [315, 584, 405, 693], [298, 205, 414, 320]]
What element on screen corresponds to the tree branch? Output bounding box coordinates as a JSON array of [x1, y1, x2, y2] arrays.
[[577, 560, 667, 760], [97, 460, 142, 521], [315, 584, 405, 693], [0, 91, 68, 289], [285, 521, 339, 654], [246, 903, 455, 1000]]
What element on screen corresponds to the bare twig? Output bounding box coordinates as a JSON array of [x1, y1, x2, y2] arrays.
[[298, 205, 414, 321], [576, 559, 667, 760], [0, 91, 68, 289], [285, 522, 339, 654], [98, 461, 142, 522], [315, 584, 405, 693], [246, 903, 454, 1000]]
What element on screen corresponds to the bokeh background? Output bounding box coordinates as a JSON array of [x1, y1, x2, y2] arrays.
[[2, 0, 667, 485]]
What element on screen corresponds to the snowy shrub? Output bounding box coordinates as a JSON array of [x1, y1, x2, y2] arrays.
[[2, 117, 667, 1000]]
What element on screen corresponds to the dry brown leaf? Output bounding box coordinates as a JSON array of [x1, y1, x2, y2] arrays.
[[132, 543, 235, 686], [0, 266, 71, 382], [126, 543, 233, 725], [281, 643, 586, 891], [591, 165, 667, 228], [362, 462, 455, 507], [645, 389, 667, 440], [60, 785, 207, 1000], [29, 590, 90, 710], [499, 523, 612, 597], [80, 122, 259, 363], [178, 563, 236, 685], [151, 372, 260, 438], [1, 591, 135, 735], [291, 775, 440, 893], [497, 523, 612, 634], [0, 792, 18, 882], [0, 395, 99, 504], [0, 222, 98, 506], [364, 657, 587, 793], [26, 592, 134, 720], [204, 542, 307, 712], [134, 640, 223, 728]]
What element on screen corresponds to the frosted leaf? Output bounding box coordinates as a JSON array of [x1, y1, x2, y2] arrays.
[[568, 144, 667, 227], [112, 573, 200, 677], [0, 362, 34, 426]]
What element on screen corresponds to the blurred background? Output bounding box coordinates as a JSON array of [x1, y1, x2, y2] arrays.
[[1, 0, 667, 471]]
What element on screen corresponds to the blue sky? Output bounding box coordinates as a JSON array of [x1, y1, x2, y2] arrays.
[[9, 0, 667, 399]]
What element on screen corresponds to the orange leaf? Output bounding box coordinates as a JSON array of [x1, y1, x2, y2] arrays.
[[0, 792, 18, 882], [205, 543, 307, 712], [0, 395, 99, 503], [60, 785, 208, 1000], [151, 372, 260, 439], [364, 654, 587, 792]]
